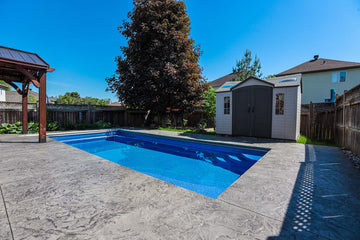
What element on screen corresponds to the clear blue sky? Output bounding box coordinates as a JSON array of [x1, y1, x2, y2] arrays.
[[1, 0, 360, 102]]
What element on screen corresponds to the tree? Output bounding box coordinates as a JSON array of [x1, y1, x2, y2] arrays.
[[0, 80, 10, 91], [55, 92, 110, 105], [106, 0, 207, 120], [265, 74, 276, 79], [55, 92, 81, 105], [28, 95, 37, 103], [202, 86, 216, 128], [232, 49, 263, 81]]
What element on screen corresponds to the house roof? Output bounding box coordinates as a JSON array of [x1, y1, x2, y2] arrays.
[[5, 90, 39, 103], [215, 74, 301, 93], [0, 84, 8, 90], [215, 81, 240, 93], [277, 57, 360, 76], [106, 102, 125, 107], [208, 73, 238, 88], [0, 46, 49, 69]]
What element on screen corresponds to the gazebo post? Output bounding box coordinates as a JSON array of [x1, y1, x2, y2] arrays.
[[22, 81, 28, 134], [39, 71, 47, 143]]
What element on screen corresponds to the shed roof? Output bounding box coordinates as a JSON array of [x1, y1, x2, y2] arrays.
[[277, 58, 360, 76], [215, 74, 301, 93], [0, 46, 49, 68], [264, 74, 302, 87]]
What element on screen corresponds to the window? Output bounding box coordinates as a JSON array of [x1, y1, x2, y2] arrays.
[[276, 93, 284, 115], [224, 96, 230, 114], [332, 71, 346, 83], [340, 72, 346, 82]]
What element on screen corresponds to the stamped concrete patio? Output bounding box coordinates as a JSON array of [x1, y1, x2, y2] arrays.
[[0, 129, 359, 240]]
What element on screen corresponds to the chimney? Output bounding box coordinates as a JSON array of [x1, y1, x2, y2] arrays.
[[313, 55, 319, 60]]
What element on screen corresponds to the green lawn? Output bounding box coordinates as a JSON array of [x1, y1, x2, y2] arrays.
[[297, 135, 341, 147], [157, 127, 216, 135]]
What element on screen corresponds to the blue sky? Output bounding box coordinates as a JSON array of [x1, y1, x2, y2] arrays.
[[1, 0, 360, 102]]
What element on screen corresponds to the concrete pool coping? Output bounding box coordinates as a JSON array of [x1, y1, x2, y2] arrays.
[[49, 128, 272, 153], [1, 128, 360, 239]]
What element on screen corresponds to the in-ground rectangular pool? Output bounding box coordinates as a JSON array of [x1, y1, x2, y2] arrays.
[[51, 131, 267, 198]]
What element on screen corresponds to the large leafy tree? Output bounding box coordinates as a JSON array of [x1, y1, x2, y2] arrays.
[[55, 92, 110, 105], [106, 0, 207, 116], [233, 49, 263, 81]]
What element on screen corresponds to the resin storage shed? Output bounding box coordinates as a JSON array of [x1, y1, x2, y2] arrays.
[[215, 74, 302, 140]]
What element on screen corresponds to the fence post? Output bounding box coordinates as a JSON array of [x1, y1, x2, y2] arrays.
[[343, 91, 346, 147], [124, 110, 128, 126], [334, 101, 336, 141], [309, 102, 313, 139], [87, 103, 91, 124]]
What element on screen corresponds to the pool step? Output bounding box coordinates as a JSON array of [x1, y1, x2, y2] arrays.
[[61, 135, 108, 143]]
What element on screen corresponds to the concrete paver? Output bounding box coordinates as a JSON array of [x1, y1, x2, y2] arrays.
[[0, 129, 359, 239]]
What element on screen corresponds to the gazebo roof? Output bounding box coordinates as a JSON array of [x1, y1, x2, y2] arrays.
[[0, 46, 49, 69]]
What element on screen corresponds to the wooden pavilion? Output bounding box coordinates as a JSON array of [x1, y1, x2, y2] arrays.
[[0, 46, 54, 143]]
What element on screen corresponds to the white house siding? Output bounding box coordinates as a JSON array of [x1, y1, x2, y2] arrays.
[[0, 89, 5, 102], [272, 87, 299, 140], [216, 92, 232, 135], [301, 68, 360, 103]]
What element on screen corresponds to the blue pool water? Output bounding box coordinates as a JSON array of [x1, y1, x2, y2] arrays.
[[51, 132, 267, 198]]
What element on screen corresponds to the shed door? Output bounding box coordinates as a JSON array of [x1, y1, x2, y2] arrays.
[[252, 86, 272, 138], [232, 86, 272, 138], [232, 86, 252, 136]]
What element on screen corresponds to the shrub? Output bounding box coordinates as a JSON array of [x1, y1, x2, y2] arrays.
[[94, 120, 111, 129], [47, 121, 60, 131], [198, 119, 207, 129], [183, 119, 188, 127], [0, 123, 22, 134], [28, 122, 39, 133]]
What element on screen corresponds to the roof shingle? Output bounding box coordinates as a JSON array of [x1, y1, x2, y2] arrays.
[[277, 58, 360, 76], [208, 73, 238, 88]]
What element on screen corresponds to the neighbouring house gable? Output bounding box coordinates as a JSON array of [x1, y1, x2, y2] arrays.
[[5, 90, 39, 103]]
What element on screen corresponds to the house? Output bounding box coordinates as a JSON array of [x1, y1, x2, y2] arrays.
[[5, 89, 39, 103], [47, 96, 56, 104], [216, 74, 301, 140], [277, 55, 360, 103], [0, 84, 7, 102], [208, 72, 238, 91], [106, 102, 126, 107]]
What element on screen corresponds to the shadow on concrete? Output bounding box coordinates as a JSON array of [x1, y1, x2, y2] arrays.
[[268, 145, 360, 239]]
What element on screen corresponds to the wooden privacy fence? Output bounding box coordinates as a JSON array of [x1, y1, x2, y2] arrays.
[[335, 84, 360, 156], [0, 102, 38, 124], [300, 102, 335, 141], [300, 83, 360, 156], [0, 103, 147, 127], [0, 102, 210, 128]]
